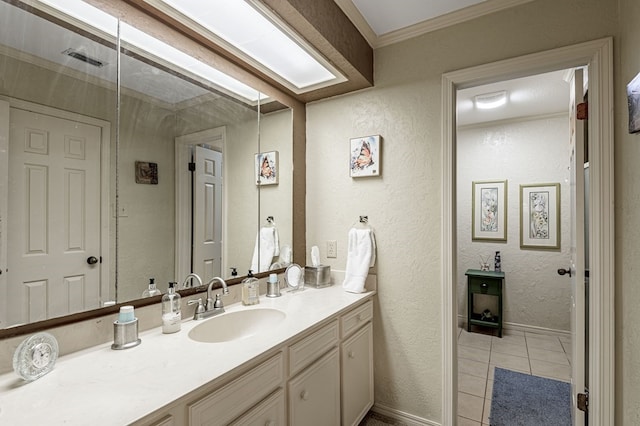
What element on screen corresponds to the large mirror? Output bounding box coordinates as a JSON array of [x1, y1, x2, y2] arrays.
[[0, 0, 293, 329]]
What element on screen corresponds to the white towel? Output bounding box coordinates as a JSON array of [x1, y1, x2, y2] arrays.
[[342, 228, 376, 293], [251, 226, 280, 273]]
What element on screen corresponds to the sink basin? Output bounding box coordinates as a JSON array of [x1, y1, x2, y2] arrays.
[[188, 308, 286, 343]]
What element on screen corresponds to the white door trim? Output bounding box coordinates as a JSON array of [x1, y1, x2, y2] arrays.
[[0, 97, 111, 308], [441, 37, 614, 425], [175, 127, 226, 284]]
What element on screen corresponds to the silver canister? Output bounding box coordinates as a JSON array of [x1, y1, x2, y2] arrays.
[[304, 265, 331, 288], [111, 319, 142, 350]]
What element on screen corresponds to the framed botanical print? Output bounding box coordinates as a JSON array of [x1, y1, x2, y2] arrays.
[[520, 183, 560, 249], [472, 180, 507, 242]]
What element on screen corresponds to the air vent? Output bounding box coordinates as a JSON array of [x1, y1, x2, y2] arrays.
[[62, 48, 105, 67]]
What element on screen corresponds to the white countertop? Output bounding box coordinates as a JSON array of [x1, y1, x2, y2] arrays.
[[0, 285, 374, 425]]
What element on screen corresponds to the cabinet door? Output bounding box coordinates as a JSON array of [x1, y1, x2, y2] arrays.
[[341, 322, 373, 426], [288, 348, 340, 425]]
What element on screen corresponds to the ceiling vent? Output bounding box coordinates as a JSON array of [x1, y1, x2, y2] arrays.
[[62, 48, 105, 67]]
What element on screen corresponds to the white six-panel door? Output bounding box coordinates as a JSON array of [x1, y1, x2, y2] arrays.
[[7, 107, 102, 325]]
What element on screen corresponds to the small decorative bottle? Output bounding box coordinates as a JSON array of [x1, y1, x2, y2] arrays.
[[241, 270, 260, 306], [142, 278, 162, 298], [161, 282, 181, 334], [494, 251, 502, 272]]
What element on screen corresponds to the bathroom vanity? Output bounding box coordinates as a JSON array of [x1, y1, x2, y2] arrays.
[[0, 285, 374, 426]]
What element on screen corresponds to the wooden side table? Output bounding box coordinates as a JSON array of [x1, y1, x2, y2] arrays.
[[465, 269, 504, 338]]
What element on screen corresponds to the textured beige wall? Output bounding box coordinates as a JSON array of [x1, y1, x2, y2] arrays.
[[306, 0, 619, 422], [617, 0, 640, 424], [457, 116, 572, 332]]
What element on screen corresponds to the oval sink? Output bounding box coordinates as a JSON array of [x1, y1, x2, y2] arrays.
[[188, 308, 286, 343]]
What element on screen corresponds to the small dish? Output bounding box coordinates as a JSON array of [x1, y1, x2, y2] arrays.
[[284, 263, 304, 291]]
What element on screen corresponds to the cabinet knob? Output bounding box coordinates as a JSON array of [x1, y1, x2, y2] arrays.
[[481, 282, 488, 288], [348, 351, 356, 359], [300, 390, 309, 400]]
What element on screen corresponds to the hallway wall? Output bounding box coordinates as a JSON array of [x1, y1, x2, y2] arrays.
[[306, 0, 619, 422], [457, 115, 572, 333]]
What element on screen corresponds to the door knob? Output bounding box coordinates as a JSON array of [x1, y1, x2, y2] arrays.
[[87, 256, 99, 265], [557, 268, 572, 277]]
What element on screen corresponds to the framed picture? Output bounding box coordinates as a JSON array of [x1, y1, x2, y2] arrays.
[[350, 135, 381, 177], [472, 180, 507, 242], [135, 161, 158, 184], [255, 151, 278, 185], [627, 71, 640, 134], [520, 183, 560, 249]]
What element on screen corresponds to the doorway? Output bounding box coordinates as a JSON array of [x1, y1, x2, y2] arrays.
[[175, 127, 226, 284], [0, 98, 111, 326], [455, 68, 579, 424], [441, 38, 614, 425]]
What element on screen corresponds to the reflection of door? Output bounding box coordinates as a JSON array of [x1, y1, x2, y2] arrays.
[[567, 68, 587, 425], [193, 146, 222, 281], [7, 108, 102, 325], [175, 127, 225, 285]]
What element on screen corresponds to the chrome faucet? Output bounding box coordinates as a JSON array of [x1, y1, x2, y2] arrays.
[[189, 277, 229, 320], [181, 273, 203, 289]]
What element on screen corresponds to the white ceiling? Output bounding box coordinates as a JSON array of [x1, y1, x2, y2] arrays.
[[335, 0, 571, 126]]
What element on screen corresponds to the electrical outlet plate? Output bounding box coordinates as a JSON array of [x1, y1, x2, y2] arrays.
[[327, 240, 337, 258]]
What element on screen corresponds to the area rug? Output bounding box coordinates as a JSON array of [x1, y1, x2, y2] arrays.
[[490, 367, 571, 426]]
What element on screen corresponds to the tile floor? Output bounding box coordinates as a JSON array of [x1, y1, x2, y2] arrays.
[[457, 326, 572, 425]]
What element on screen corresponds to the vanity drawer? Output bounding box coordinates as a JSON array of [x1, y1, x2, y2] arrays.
[[341, 300, 373, 338], [188, 352, 284, 425], [289, 320, 339, 376]]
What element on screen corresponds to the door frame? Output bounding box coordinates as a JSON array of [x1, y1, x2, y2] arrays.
[[441, 38, 614, 425], [175, 127, 226, 283], [0, 97, 112, 313]]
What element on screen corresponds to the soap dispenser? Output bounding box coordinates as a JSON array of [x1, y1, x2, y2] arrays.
[[161, 282, 181, 333], [241, 270, 260, 306], [142, 278, 162, 298]]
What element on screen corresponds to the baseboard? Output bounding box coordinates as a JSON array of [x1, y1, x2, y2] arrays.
[[457, 314, 571, 338], [371, 403, 440, 426]]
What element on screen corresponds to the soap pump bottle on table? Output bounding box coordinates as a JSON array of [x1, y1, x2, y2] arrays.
[[162, 282, 181, 333], [142, 277, 162, 298], [494, 251, 502, 272], [242, 270, 260, 306]]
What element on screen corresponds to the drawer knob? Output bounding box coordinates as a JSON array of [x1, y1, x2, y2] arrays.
[[348, 351, 356, 359], [356, 314, 362, 321], [300, 390, 309, 400], [481, 283, 488, 288], [265, 421, 276, 426]]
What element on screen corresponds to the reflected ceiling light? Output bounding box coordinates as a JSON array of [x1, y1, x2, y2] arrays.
[[474, 90, 508, 109], [36, 0, 264, 103], [154, 0, 345, 91]]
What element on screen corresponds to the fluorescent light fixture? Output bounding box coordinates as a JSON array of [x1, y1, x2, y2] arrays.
[[155, 0, 342, 91], [36, 0, 264, 102], [475, 90, 508, 109]]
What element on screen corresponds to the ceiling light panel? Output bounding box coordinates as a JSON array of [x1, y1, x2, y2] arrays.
[[156, 0, 343, 91]]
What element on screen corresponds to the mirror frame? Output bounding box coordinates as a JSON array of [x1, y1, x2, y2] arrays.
[[0, 0, 305, 340]]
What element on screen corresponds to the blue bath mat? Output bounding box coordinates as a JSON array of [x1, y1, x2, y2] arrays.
[[490, 367, 571, 426]]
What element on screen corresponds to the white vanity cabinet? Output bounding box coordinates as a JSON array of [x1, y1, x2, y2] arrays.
[[131, 297, 374, 426]]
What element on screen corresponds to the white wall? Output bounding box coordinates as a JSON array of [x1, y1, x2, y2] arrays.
[[306, 0, 620, 422], [456, 115, 572, 332]]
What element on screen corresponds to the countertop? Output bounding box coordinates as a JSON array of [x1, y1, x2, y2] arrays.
[[0, 284, 374, 425]]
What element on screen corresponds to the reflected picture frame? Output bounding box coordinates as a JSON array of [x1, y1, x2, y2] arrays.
[[520, 183, 560, 250], [472, 180, 507, 242], [255, 151, 278, 185]]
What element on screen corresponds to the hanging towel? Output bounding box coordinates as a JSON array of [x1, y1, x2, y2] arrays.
[[342, 227, 376, 293], [251, 226, 280, 273]]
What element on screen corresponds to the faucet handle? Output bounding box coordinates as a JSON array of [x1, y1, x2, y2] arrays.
[[213, 294, 224, 309], [188, 298, 205, 320]]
